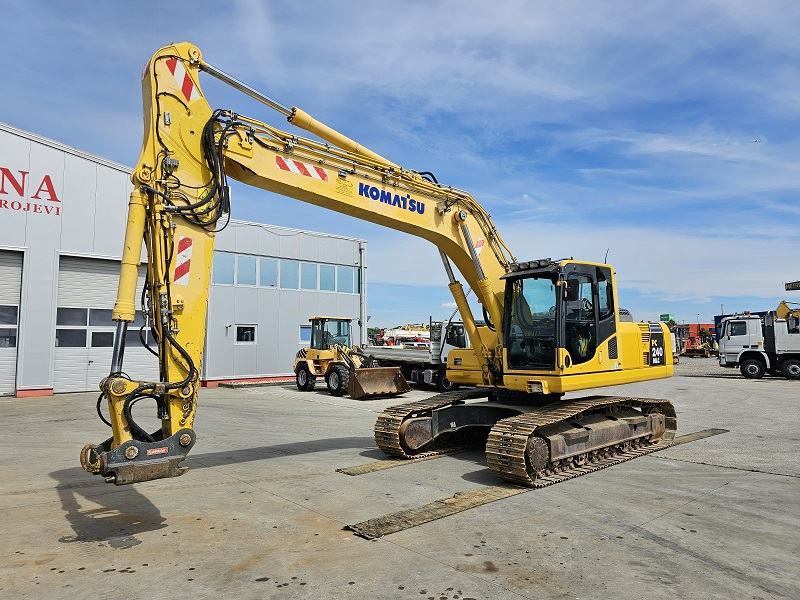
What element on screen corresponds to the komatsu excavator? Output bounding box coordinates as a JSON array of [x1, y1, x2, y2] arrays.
[[80, 42, 676, 487]]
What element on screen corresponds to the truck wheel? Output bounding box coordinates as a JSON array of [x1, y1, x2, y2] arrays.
[[296, 365, 316, 391], [326, 365, 350, 396], [436, 371, 458, 392], [781, 359, 800, 380], [740, 359, 765, 379]]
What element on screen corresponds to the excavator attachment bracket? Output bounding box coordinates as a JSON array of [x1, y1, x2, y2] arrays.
[[81, 428, 196, 485]]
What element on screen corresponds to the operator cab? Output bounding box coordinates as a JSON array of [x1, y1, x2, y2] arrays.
[[502, 259, 616, 371], [309, 316, 352, 350]]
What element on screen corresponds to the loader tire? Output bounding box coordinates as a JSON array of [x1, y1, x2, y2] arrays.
[[435, 369, 458, 392], [326, 365, 350, 396], [740, 358, 765, 379], [296, 365, 316, 391], [781, 359, 800, 380]]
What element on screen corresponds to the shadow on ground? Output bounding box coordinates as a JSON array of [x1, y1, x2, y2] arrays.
[[49, 436, 374, 548]]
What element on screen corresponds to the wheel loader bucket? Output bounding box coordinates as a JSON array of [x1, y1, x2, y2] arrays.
[[348, 367, 410, 399]]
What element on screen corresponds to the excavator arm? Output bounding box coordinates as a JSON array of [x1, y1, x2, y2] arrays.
[[80, 42, 515, 484]]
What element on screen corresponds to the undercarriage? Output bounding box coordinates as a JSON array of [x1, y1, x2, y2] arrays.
[[375, 390, 677, 487]]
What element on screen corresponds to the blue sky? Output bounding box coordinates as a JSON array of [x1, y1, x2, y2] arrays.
[[2, 1, 799, 327]]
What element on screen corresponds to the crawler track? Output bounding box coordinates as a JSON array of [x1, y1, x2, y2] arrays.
[[486, 396, 676, 486], [374, 392, 677, 487], [374, 389, 490, 458]]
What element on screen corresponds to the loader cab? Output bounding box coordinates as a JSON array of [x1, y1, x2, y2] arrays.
[[502, 260, 616, 371], [309, 317, 352, 350]]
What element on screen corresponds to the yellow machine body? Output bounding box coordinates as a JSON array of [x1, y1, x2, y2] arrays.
[[80, 42, 673, 485]]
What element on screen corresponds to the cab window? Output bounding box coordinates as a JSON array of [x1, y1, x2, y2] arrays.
[[445, 324, 467, 348], [311, 319, 351, 350], [564, 275, 597, 365], [729, 321, 747, 337], [507, 277, 557, 369], [597, 274, 613, 320]]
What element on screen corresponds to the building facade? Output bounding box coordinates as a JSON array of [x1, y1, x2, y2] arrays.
[[0, 122, 366, 396]]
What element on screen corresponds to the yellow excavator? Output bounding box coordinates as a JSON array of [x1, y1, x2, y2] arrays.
[[292, 316, 409, 398], [80, 42, 676, 487]]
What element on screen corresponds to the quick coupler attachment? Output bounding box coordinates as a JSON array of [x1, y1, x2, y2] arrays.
[[80, 428, 196, 485]]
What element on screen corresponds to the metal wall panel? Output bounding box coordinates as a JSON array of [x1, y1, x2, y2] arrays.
[[0, 130, 30, 248], [299, 233, 320, 262], [59, 156, 96, 255], [17, 142, 64, 390], [92, 168, 130, 257]]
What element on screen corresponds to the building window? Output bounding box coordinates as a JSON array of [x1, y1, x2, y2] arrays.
[[319, 264, 336, 292], [125, 329, 154, 348], [299, 325, 312, 344], [0, 305, 18, 348], [236, 255, 257, 286], [280, 259, 299, 289], [212, 251, 235, 285], [56, 329, 87, 348], [337, 265, 355, 293], [235, 325, 257, 344], [0, 328, 16, 348], [91, 331, 115, 348], [89, 308, 113, 326], [0, 305, 18, 325], [55, 307, 151, 350], [57, 307, 88, 326], [260, 258, 278, 287], [301, 262, 318, 290]]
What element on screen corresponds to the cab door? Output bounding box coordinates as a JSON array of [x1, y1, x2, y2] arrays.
[[560, 265, 616, 372], [723, 319, 750, 363]]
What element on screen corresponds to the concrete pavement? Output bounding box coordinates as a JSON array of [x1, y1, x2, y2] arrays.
[[1, 358, 798, 599]]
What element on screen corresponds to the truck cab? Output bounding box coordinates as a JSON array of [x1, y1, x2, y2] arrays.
[[719, 314, 765, 372]]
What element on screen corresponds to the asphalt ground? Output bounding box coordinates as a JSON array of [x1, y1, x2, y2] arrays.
[[1, 358, 798, 599]]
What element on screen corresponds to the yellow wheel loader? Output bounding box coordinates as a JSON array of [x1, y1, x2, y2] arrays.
[[293, 317, 409, 399], [80, 42, 677, 488]]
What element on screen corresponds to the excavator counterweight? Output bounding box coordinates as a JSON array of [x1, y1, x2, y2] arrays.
[[80, 42, 676, 487]]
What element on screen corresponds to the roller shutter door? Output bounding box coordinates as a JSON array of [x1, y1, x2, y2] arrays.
[[54, 256, 158, 392], [0, 251, 22, 395]]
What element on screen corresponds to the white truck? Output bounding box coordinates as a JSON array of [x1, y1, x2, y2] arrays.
[[365, 320, 468, 391], [718, 305, 800, 380]]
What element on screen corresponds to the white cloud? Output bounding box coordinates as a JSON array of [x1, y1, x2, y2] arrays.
[[440, 302, 458, 309], [366, 219, 796, 305]]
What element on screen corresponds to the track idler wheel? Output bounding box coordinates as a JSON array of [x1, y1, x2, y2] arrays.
[[398, 417, 434, 453]]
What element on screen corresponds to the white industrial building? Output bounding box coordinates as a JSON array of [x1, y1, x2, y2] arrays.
[[0, 122, 366, 397]]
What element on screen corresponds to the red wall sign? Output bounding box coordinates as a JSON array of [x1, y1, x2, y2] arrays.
[[0, 167, 61, 216]]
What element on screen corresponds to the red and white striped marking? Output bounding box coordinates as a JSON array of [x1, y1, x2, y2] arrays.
[[165, 57, 199, 102], [275, 156, 328, 181], [474, 238, 485, 256], [173, 236, 193, 286]]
